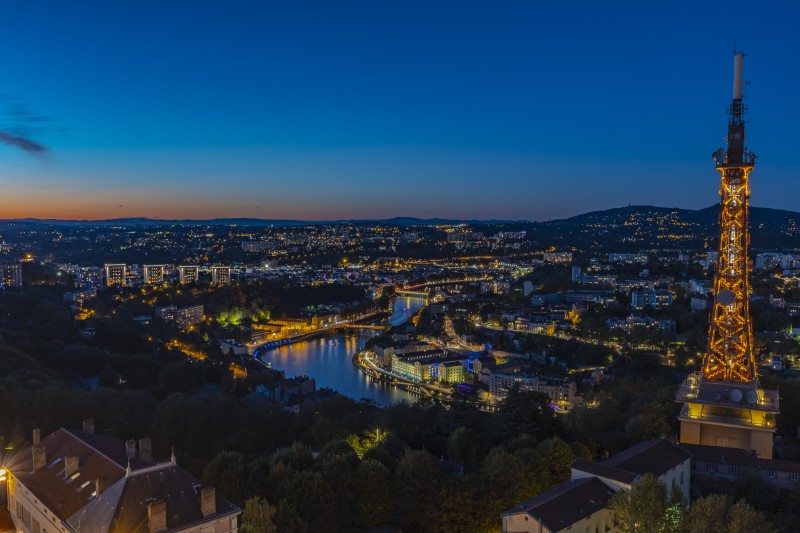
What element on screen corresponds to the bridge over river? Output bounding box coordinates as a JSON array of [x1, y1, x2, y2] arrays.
[[258, 295, 428, 405]]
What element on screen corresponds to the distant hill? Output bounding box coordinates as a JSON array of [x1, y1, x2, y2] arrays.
[[538, 204, 800, 251], [0, 216, 522, 228], [2, 206, 800, 251]]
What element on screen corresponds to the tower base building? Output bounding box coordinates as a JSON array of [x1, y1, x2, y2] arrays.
[[677, 373, 778, 458]]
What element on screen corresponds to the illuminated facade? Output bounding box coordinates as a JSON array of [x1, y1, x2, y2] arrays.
[[142, 264, 165, 285], [178, 264, 199, 284], [677, 54, 779, 459], [104, 263, 127, 287], [176, 304, 204, 329], [212, 265, 231, 285]]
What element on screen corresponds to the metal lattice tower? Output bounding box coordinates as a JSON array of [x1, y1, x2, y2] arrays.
[[676, 53, 779, 460], [702, 52, 758, 384]]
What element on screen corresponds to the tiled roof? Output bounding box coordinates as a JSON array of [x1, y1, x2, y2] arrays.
[[571, 457, 638, 485], [603, 439, 691, 477], [7, 428, 240, 532], [501, 477, 615, 531], [70, 463, 239, 532], [6, 428, 127, 520]]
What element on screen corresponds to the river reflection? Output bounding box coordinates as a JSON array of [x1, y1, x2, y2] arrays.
[[261, 296, 427, 406]]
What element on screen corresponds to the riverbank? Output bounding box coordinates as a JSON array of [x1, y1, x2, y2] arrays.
[[351, 348, 454, 400]]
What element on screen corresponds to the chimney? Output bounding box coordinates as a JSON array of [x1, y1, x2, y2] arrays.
[[32, 444, 46, 471], [148, 500, 167, 532], [126, 439, 136, 460], [139, 437, 152, 463], [200, 486, 216, 517], [83, 418, 95, 435], [95, 477, 111, 495], [65, 455, 79, 477], [33, 428, 41, 446]]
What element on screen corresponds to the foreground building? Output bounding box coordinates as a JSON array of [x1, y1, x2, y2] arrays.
[[501, 439, 691, 533], [3, 422, 239, 533]]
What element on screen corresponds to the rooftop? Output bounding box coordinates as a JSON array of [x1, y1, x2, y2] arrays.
[[501, 477, 615, 531], [603, 438, 692, 478]]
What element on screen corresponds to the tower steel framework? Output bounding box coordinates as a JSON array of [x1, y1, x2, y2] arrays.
[[703, 53, 757, 383], [676, 53, 779, 459]]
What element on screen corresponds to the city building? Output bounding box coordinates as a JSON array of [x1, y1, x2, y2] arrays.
[[489, 373, 578, 411], [104, 263, 127, 287], [391, 349, 445, 381], [142, 264, 165, 285], [631, 288, 673, 310], [608, 253, 648, 264], [676, 54, 779, 460], [542, 251, 572, 263], [155, 305, 177, 322], [439, 360, 466, 384], [63, 287, 97, 306], [178, 265, 200, 284], [570, 265, 581, 283], [175, 305, 204, 329], [4, 424, 240, 533], [77, 266, 105, 288], [212, 265, 231, 285], [155, 304, 204, 329], [680, 443, 800, 497], [1, 263, 22, 288]]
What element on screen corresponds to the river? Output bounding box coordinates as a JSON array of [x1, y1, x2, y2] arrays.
[[260, 295, 427, 406]]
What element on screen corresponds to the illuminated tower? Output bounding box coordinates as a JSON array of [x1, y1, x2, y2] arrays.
[[676, 53, 779, 459]]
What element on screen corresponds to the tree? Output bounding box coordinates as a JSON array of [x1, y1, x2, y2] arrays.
[[240, 497, 277, 533], [532, 437, 574, 488], [609, 473, 668, 533], [394, 449, 445, 532], [447, 426, 479, 468], [494, 384, 561, 440], [202, 451, 249, 505], [682, 494, 773, 533], [97, 364, 121, 388], [728, 499, 771, 533], [481, 446, 529, 505], [355, 459, 393, 528]]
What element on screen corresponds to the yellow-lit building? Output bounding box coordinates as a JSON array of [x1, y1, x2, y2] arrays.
[[104, 263, 126, 287], [439, 360, 465, 384], [142, 264, 165, 285], [212, 265, 231, 285], [178, 265, 199, 284]]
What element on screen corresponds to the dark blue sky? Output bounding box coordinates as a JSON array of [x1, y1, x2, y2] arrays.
[[1, 1, 798, 220]]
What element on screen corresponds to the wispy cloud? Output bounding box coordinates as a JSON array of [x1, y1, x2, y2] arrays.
[[0, 100, 54, 157]]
